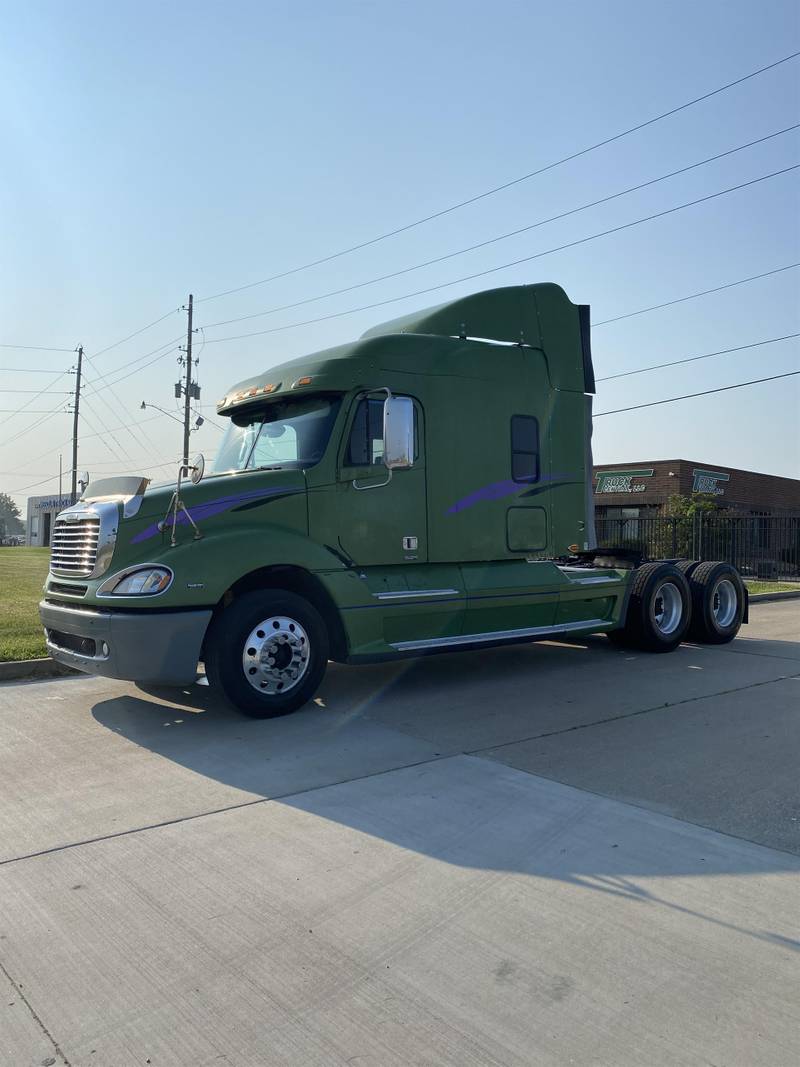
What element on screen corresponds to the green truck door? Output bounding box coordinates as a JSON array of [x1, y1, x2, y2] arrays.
[[328, 395, 464, 647], [336, 395, 428, 567]]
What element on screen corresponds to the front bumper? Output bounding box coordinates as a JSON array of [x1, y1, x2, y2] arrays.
[[39, 600, 212, 686]]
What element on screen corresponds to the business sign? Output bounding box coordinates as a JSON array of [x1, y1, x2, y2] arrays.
[[595, 469, 654, 494], [692, 469, 730, 495], [32, 495, 73, 511]]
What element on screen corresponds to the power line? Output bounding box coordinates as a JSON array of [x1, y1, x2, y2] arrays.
[[0, 388, 73, 394], [81, 390, 137, 465], [0, 406, 67, 451], [197, 50, 800, 305], [78, 405, 131, 469], [202, 163, 800, 346], [76, 413, 163, 443], [191, 406, 224, 431], [595, 370, 799, 416], [0, 369, 72, 449], [0, 343, 73, 352], [9, 473, 64, 494], [90, 307, 182, 360], [596, 333, 800, 381], [82, 356, 163, 462], [0, 367, 76, 374], [199, 125, 800, 332], [593, 263, 800, 326], [89, 336, 184, 393]]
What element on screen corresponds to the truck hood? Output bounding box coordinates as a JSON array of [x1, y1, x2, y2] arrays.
[[129, 469, 307, 541], [73, 469, 307, 553]]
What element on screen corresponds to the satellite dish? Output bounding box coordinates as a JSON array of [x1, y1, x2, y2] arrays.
[[190, 453, 205, 484]]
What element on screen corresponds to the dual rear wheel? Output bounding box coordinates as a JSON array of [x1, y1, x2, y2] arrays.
[[610, 560, 745, 652]]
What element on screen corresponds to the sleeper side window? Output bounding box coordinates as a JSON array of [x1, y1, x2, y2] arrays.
[[511, 415, 539, 483]]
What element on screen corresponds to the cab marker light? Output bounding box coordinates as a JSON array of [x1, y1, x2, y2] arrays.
[[292, 376, 313, 388]]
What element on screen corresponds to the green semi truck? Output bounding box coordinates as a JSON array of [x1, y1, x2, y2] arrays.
[[40, 283, 747, 716]]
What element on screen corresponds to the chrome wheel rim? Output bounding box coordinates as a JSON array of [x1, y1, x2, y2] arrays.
[[651, 581, 683, 636], [712, 579, 737, 628], [242, 616, 310, 695]]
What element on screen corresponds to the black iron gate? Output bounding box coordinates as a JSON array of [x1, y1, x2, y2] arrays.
[[594, 514, 800, 579]]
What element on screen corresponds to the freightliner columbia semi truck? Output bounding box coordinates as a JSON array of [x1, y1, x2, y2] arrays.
[[40, 284, 747, 717]]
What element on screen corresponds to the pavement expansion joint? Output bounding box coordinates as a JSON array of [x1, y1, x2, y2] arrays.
[[0, 956, 72, 1067], [469, 671, 800, 754]]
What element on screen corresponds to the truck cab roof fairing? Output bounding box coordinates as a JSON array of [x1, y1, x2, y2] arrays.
[[217, 283, 594, 416]]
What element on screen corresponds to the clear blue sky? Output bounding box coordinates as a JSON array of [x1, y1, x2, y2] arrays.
[[1, 0, 798, 508]]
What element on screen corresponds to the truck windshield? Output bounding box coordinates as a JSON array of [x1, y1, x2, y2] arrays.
[[212, 395, 341, 473]]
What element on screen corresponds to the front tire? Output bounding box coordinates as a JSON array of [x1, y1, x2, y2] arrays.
[[610, 562, 691, 652], [205, 590, 329, 717]]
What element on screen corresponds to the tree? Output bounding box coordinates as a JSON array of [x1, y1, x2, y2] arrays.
[[0, 493, 24, 538], [665, 492, 722, 518]]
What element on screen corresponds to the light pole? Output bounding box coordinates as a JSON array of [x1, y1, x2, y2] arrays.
[[141, 401, 204, 434]]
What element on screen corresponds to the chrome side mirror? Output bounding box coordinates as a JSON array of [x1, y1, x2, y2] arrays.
[[383, 395, 414, 470], [78, 471, 90, 493], [189, 453, 205, 484]]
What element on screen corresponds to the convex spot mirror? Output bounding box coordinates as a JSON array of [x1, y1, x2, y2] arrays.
[[190, 453, 205, 484], [383, 395, 414, 470]]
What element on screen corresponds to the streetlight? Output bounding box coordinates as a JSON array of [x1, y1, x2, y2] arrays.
[[141, 400, 204, 430]]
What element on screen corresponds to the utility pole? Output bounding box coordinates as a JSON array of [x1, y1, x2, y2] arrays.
[[70, 345, 83, 504], [58, 453, 62, 498], [182, 294, 193, 468]]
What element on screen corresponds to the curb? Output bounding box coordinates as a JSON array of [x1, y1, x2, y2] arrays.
[[0, 657, 78, 682], [747, 590, 800, 603]]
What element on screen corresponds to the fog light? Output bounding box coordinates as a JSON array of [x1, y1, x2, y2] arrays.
[[101, 642, 110, 657]]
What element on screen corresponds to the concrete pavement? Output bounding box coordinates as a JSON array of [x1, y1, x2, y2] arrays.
[[1, 601, 798, 1065]]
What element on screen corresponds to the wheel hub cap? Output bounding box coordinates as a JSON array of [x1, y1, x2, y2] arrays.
[[652, 581, 683, 635], [712, 579, 737, 628], [242, 616, 310, 695]]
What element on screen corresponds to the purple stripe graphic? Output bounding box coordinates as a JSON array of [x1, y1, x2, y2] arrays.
[[131, 486, 297, 544], [446, 473, 574, 515], [446, 479, 521, 514]]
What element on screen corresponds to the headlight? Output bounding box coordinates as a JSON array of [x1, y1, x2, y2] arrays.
[[100, 566, 173, 596]]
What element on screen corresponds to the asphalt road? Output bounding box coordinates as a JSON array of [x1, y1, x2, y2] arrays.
[[1, 601, 798, 1066]]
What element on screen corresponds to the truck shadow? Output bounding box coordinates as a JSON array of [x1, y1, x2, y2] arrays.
[[90, 628, 800, 957]]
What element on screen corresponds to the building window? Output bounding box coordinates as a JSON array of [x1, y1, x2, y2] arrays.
[[511, 415, 539, 483]]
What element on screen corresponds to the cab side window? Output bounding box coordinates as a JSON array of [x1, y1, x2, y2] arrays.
[[346, 396, 419, 466], [346, 398, 386, 466], [511, 415, 539, 483]]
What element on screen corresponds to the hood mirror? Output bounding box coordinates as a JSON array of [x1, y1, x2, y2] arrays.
[[189, 453, 205, 485]]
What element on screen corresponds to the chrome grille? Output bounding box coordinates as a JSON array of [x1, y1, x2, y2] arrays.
[[50, 517, 101, 576]]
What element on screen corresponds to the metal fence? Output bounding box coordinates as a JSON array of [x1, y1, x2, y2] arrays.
[[595, 514, 800, 579]]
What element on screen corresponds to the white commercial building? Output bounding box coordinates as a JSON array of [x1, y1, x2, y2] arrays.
[[26, 493, 74, 547]]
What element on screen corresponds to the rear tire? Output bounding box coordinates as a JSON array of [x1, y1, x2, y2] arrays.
[[686, 561, 745, 644], [675, 558, 700, 579], [205, 590, 329, 717], [610, 562, 691, 652]]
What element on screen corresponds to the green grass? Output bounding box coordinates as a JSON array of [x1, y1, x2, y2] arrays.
[[744, 579, 800, 595], [0, 547, 49, 661]]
